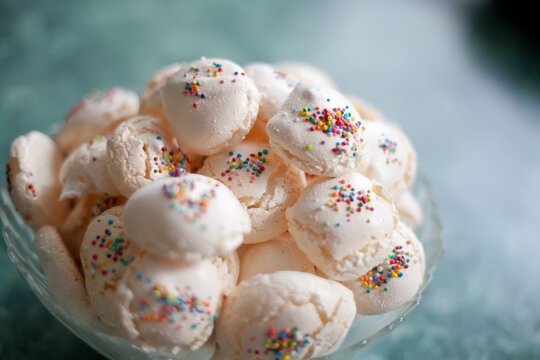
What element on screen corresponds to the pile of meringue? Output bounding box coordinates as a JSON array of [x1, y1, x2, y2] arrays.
[[6, 58, 425, 360]]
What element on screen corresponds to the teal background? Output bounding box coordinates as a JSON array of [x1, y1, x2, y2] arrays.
[[1, 0, 540, 359]]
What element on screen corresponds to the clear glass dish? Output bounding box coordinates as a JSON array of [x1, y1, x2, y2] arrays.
[[0, 175, 443, 360]]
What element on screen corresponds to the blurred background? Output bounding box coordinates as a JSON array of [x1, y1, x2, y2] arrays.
[[1, 0, 539, 358]]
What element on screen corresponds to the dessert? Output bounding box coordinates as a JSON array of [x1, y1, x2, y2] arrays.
[[115, 254, 223, 352], [107, 115, 189, 197], [55, 87, 139, 154], [274, 62, 338, 89], [395, 191, 424, 229], [286, 173, 398, 281], [215, 271, 356, 360], [34, 225, 97, 323], [211, 252, 240, 294], [343, 222, 425, 315], [267, 85, 367, 177], [4, 57, 429, 360], [245, 63, 299, 124], [199, 141, 305, 243], [80, 205, 143, 327], [123, 175, 250, 260], [60, 193, 125, 261], [8, 131, 69, 229], [161, 58, 261, 155], [59, 135, 120, 200], [357, 121, 417, 199], [238, 232, 316, 282], [140, 63, 184, 119]]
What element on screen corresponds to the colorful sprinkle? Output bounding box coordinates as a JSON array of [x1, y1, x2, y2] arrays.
[[89, 220, 135, 280], [91, 196, 123, 218], [274, 71, 300, 88], [297, 105, 362, 155], [247, 326, 311, 358], [183, 62, 244, 109], [358, 242, 413, 294], [136, 274, 216, 328], [378, 137, 399, 165], [220, 149, 269, 184], [162, 178, 217, 223], [325, 180, 374, 226], [152, 139, 189, 177]]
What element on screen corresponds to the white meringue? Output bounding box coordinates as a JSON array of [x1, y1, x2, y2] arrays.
[[267, 86, 368, 177], [161, 58, 261, 155], [343, 222, 425, 315], [358, 121, 417, 198], [59, 135, 120, 200], [286, 173, 399, 281], [56, 88, 139, 154], [238, 232, 316, 282], [140, 63, 184, 119], [8, 131, 69, 229], [80, 206, 143, 327], [115, 254, 223, 352], [34, 226, 97, 323], [107, 115, 190, 197], [123, 174, 250, 261], [199, 141, 305, 243], [215, 271, 356, 360]]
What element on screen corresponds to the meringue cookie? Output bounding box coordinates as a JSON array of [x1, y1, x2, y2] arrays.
[[140, 63, 184, 118], [358, 122, 417, 198], [286, 173, 399, 281], [56, 88, 139, 154], [211, 251, 240, 294], [346, 94, 385, 122], [115, 254, 223, 352], [59, 135, 120, 200], [8, 131, 69, 229], [80, 206, 143, 327], [215, 271, 356, 360], [60, 193, 125, 261], [395, 191, 423, 230], [238, 233, 316, 282], [34, 226, 97, 323], [199, 141, 305, 243], [107, 115, 190, 197], [123, 174, 250, 260], [161, 58, 261, 155], [343, 222, 425, 315], [266, 86, 368, 177], [245, 62, 299, 123], [274, 62, 338, 89]]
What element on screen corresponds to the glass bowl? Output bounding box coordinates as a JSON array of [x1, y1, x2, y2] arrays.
[[0, 175, 443, 360]]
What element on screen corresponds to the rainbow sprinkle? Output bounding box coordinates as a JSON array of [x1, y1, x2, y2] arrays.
[[325, 180, 374, 226], [183, 62, 245, 109], [297, 105, 363, 155], [5, 163, 12, 192], [162, 179, 217, 223], [90, 196, 123, 218], [378, 137, 398, 165], [152, 136, 189, 177], [247, 326, 311, 359], [275, 71, 300, 88], [220, 149, 269, 184], [136, 274, 216, 328], [359, 242, 413, 293], [89, 220, 135, 279], [67, 88, 116, 119]]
